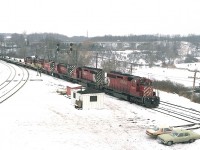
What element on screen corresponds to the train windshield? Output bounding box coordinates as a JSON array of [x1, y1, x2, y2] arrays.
[[139, 78, 152, 86]]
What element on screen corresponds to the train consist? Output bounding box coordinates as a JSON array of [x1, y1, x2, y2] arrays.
[[1, 56, 160, 108]]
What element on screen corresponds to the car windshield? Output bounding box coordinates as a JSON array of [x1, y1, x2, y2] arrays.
[[170, 131, 178, 137], [153, 126, 159, 131]]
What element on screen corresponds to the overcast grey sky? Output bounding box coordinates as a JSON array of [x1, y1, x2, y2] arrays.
[[0, 0, 200, 37]]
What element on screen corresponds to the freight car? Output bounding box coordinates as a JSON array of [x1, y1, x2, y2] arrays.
[[2, 56, 160, 108], [24, 56, 45, 71]]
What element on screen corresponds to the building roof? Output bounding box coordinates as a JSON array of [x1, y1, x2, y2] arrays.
[[77, 88, 103, 94], [67, 83, 82, 88]]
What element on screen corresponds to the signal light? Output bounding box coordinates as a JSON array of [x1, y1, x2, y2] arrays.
[[70, 43, 73, 51], [56, 43, 60, 51]]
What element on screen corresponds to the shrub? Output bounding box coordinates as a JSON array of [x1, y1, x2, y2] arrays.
[[153, 80, 200, 104]]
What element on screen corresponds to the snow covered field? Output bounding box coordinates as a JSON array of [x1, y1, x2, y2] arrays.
[[0, 63, 200, 150], [132, 63, 200, 87]]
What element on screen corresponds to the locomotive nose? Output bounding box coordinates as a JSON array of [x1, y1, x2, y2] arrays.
[[143, 97, 159, 108]]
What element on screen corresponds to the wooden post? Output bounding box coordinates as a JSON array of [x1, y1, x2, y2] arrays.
[[191, 71, 197, 101], [188, 69, 200, 101], [96, 53, 98, 68]]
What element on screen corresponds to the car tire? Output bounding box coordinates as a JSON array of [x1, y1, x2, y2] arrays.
[[189, 139, 195, 143], [167, 141, 173, 146]]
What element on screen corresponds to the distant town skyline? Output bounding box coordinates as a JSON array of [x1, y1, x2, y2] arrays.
[[1, 0, 200, 37]]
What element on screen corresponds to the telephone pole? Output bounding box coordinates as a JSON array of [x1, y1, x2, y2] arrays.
[[188, 69, 200, 101], [96, 53, 98, 68]]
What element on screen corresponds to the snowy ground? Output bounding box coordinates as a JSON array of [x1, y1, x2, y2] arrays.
[[132, 63, 200, 87], [0, 64, 200, 150]]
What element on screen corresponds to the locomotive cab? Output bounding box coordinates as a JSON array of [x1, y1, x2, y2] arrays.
[[137, 78, 160, 107], [136, 78, 153, 97]]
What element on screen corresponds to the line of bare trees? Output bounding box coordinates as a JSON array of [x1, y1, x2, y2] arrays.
[[1, 33, 200, 72]]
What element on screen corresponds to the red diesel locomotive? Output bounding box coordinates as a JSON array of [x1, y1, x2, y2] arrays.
[[22, 57, 159, 108], [104, 71, 159, 107]]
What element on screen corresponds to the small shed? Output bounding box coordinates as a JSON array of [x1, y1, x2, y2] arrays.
[[66, 83, 82, 96], [71, 89, 104, 109]]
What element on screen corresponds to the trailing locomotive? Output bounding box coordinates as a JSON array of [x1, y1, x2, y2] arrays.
[[1, 56, 160, 108]]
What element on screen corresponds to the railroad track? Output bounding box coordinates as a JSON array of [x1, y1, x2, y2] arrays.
[[0, 61, 17, 90], [160, 101, 200, 114], [151, 101, 200, 124], [1, 58, 199, 124], [0, 61, 30, 103]]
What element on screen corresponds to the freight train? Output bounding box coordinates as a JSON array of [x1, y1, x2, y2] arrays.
[[1, 56, 160, 108]]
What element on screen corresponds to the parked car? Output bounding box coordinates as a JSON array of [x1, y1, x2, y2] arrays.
[[157, 129, 200, 146], [146, 125, 173, 137]]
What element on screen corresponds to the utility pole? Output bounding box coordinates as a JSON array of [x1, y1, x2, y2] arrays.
[[75, 48, 78, 66], [130, 63, 133, 74], [188, 69, 200, 101], [96, 53, 98, 68], [2, 41, 6, 58]]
